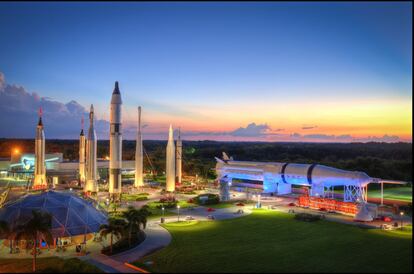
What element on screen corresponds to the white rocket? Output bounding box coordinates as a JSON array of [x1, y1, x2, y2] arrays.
[[166, 125, 176, 192], [109, 81, 123, 197], [85, 104, 98, 193], [134, 106, 144, 188], [175, 128, 182, 185], [33, 107, 46, 189], [79, 116, 86, 184]]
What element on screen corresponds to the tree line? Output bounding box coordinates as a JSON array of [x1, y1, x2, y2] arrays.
[[0, 139, 411, 182]]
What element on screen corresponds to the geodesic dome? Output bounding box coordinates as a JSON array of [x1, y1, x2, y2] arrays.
[[0, 191, 107, 238]]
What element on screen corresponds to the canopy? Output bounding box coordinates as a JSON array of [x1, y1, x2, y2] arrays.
[[0, 191, 107, 238]]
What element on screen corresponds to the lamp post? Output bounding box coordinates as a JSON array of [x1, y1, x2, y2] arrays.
[[105, 198, 110, 211], [160, 206, 165, 223], [177, 205, 180, 222], [400, 211, 404, 230]]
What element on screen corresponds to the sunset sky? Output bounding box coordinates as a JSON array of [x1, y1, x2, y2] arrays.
[[0, 2, 411, 142]]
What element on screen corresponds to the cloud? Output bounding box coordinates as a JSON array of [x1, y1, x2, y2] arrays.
[[304, 134, 336, 140], [302, 125, 318, 130], [284, 133, 401, 143], [0, 72, 110, 139], [230, 123, 270, 137]]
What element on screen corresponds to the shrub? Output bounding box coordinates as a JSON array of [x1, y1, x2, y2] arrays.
[[294, 213, 322, 222], [194, 194, 220, 205]]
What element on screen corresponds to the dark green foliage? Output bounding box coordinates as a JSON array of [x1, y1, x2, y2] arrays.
[[101, 230, 146, 255], [194, 193, 220, 205]]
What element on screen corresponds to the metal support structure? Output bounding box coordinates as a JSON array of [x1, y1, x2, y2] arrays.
[[219, 176, 231, 201], [344, 184, 367, 202], [324, 185, 335, 199], [381, 182, 383, 206]]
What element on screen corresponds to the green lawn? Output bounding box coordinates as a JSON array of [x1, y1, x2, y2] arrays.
[[121, 193, 149, 201], [145, 200, 194, 219], [0, 257, 102, 273], [204, 200, 254, 209], [368, 187, 412, 202], [334, 186, 412, 202], [135, 209, 412, 273]]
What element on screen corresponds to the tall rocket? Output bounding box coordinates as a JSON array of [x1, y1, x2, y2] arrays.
[[166, 125, 175, 192], [109, 81, 123, 198], [175, 128, 182, 185], [85, 104, 98, 193], [134, 106, 144, 188], [33, 107, 46, 189], [79, 116, 86, 184]]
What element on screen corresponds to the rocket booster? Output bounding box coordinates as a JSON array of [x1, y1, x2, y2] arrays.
[[135, 106, 144, 187], [109, 81, 123, 195], [85, 104, 98, 192], [166, 125, 175, 192], [175, 128, 182, 185], [79, 116, 86, 184], [33, 108, 46, 189]]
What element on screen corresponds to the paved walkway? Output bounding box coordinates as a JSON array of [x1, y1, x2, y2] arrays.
[[84, 205, 252, 273]]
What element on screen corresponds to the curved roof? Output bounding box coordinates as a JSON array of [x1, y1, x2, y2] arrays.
[[0, 191, 107, 238]]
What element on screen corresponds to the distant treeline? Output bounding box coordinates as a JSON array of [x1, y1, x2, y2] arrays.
[[0, 139, 412, 183]]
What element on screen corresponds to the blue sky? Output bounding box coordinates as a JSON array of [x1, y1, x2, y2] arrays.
[[0, 2, 411, 141]]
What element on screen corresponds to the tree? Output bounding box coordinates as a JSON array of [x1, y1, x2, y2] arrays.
[[99, 218, 126, 255], [121, 206, 151, 247], [15, 210, 53, 272]]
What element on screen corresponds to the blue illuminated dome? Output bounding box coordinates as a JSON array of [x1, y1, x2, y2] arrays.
[[0, 191, 107, 237]]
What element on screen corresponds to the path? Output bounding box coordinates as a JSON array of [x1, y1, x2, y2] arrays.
[[85, 205, 252, 273]]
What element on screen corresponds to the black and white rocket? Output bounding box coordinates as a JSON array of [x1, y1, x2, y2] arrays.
[[175, 128, 182, 185], [166, 125, 175, 192], [134, 106, 144, 188], [109, 81, 123, 197], [79, 116, 86, 184], [85, 104, 98, 192], [33, 107, 46, 189]]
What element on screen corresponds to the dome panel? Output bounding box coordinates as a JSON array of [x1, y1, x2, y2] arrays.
[[0, 191, 107, 238]]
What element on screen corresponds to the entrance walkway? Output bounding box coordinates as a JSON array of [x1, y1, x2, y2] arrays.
[[85, 206, 252, 273]]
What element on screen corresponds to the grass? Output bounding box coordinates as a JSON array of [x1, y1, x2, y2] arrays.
[[0, 257, 103, 273], [334, 186, 412, 202], [368, 187, 412, 202], [146, 200, 194, 219], [121, 193, 149, 201], [135, 209, 412, 273], [204, 200, 254, 209], [146, 200, 193, 210]]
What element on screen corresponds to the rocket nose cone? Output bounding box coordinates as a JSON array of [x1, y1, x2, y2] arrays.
[[168, 125, 174, 139], [113, 81, 120, 94]]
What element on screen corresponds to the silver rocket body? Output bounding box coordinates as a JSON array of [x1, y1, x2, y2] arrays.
[[33, 115, 46, 189], [166, 125, 175, 192], [135, 106, 144, 188], [175, 128, 182, 185], [85, 104, 98, 192], [109, 81, 123, 197]]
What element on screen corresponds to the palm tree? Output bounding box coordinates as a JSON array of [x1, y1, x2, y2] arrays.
[[15, 210, 53, 272], [99, 218, 126, 255], [121, 206, 151, 247], [138, 205, 151, 230], [121, 207, 141, 247]]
